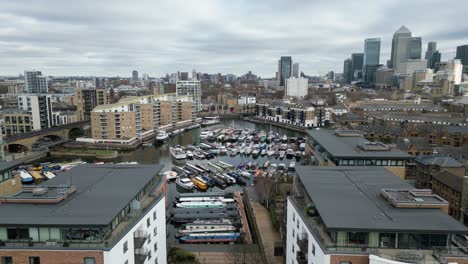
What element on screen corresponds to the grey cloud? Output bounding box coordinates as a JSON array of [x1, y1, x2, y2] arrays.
[[0, 0, 467, 77]]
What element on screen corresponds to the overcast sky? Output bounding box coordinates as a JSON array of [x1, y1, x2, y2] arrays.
[[1, 0, 468, 78]]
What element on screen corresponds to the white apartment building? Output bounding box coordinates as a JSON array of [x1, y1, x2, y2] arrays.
[[286, 77, 308, 98], [287, 166, 468, 264], [396, 59, 427, 75], [17, 94, 53, 130], [24, 70, 48, 93], [0, 164, 167, 264], [238, 96, 256, 105], [176, 80, 201, 112]]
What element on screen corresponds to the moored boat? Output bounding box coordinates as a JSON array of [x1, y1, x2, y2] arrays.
[[176, 177, 194, 190]]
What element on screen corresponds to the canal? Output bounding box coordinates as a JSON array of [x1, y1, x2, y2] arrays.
[[42, 119, 305, 246]]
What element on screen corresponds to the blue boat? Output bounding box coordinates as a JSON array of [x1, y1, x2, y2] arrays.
[[179, 232, 241, 243]]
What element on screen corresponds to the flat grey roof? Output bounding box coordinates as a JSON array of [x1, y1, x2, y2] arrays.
[[296, 166, 468, 233], [0, 159, 23, 172], [0, 164, 163, 226], [307, 130, 413, 159]]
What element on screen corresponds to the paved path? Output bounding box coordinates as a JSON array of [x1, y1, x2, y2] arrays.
[[251, 202, 283, 264]]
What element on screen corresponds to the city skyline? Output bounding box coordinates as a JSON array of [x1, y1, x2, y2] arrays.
[[1, 0, 468, 77]]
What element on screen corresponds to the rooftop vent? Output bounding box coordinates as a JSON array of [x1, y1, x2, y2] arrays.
[[357, 142, 390, 151], [334, 130, 364, 137], [380, 189, 448, 210], [32, 187, 48, 196]]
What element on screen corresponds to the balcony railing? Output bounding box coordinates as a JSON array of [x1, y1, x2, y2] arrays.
[[134, 230, 148, 249], [134, 247, 149, 264], [297, 233, 308, 251], [296, 250, 307, 264]]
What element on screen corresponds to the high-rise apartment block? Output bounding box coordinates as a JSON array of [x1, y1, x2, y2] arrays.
[[76, 89, 108, 121], [132, 70, 138, 81], [176, 80, 201, 112], [24, 70, 48, 93], [285, 77, 308, 98], [17, 94, 53, 130]]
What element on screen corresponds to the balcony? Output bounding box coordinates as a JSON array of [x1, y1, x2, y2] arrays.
[[297, 233, 308, 251], [134, 230, 148, 249], [296, 250, 307, 264], [134, 247, 149, 264], [0, 176, 164, 251]]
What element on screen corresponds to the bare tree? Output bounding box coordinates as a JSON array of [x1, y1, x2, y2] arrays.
[[227, 244, 265, 264], [255, 176, 275, 208]]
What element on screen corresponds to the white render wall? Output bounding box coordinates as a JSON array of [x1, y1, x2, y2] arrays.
[[286, 77, 308, 98], [286, 198, 330, 264], [104, 197, 167, 264]]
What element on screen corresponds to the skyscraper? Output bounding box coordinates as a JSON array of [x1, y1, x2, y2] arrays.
[[363, 38, 381, 83], [455, 45, 468, 74], [279, 56, 292, 86], [132, 70, 138, 81], [409, 37, 422, 59], [343, 59, 352, 84], [292, 63, 300, 78], [425, 42, 437, 67], [24, 70, 48, 93], [364, 38, 381, 66], [390, 26, 422, 71], [429, 51, 441, 70], [351, 53, 364, 81]]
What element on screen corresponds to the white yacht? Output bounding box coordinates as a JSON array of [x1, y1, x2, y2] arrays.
[[156, 130, 169, 142], [201, 116, 220, 127], [176, 177, 194, 190], [170, 146, 187, 160]]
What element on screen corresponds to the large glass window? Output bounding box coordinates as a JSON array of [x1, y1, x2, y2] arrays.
[[348, 232, 368, 245], [379, 233, 396, 248], [7, 228, 29, 240]]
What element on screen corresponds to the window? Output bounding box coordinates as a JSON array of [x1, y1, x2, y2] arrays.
[[147, 234, 151, 243], [124, 261, 128, 264], [84, 257, 95, 264], [312, 244, 316, 255], [123, 241, 128, 253], [153, 227, 157, 236], [153, 211, 157, 220], [292, 229, 295, 238], [29, 257, 40, 264], [340, 262, 351, 264], [147, 218, 151, 227], [7, 228, 29, 240], [2, 257, 13, 264], [148, 250, 152, 260], [154, 242, 158, 251]]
